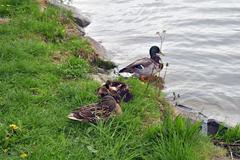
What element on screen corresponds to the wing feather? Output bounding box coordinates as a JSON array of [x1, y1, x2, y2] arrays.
[[119, 58, 157, 73]]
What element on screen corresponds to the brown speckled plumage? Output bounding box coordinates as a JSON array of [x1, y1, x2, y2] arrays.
[[68, 95, 118, 124], [68, 81, 133, 123]]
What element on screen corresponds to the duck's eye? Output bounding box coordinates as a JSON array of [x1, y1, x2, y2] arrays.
[[135, 65, 144, 69]]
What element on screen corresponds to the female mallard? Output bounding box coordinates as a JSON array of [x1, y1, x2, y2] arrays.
[[68, 81, 133, 124], [119, 46, 163, 78], [68, 92, 122, 124]]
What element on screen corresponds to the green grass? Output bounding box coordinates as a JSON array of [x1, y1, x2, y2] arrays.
[[216, 125, 240, 143], [214, 125, 240, 157], [0, 1, 225, 159], [143, 116, 223, 160]]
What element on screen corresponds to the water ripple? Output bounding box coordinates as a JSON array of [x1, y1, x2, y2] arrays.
[[73, 0, 240, 125]]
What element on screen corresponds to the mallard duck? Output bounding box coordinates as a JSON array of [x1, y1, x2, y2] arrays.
[[119, 46, 163, 78], [68, 94, 122, 124], [68, 81, 133, 124], [98, 80, 133, 102]]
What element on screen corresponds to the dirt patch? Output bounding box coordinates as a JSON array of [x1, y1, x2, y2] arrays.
[[74, 49, 96, 62], [52, 51, 70, 64], [61, 16, 86, 37], [213, 139, 240, 160], [213, 157, 231, 160]]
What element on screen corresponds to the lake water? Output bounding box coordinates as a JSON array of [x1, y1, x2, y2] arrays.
[[71, 0, 240, 126]]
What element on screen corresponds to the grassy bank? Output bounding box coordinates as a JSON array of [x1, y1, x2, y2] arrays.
[[0, 0, 225, 159]]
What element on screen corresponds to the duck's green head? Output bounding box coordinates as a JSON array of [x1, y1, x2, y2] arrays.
[[149, 46, 161, 57]]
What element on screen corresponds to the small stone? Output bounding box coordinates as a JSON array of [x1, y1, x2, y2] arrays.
[[85, 36, 107, 59], [207, 119, 228, 135], [73, 14, 90, 28]]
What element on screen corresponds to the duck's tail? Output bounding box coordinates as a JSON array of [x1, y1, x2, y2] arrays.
[[68, 113, 84, 122], [113, 67, 134, 78], [118, 68, 126, 73]]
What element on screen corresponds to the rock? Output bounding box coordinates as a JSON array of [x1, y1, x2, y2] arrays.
[[49, 1, 110, 60], [207, 119, 221, 135], [76, 25, 86, 36], [173, 104, 230, 135], [207, 119, 228, 135], [90, 73, 114, 84], [89, 68, 117, 84], [86, 36, 107, 59], [49, 1, 116, 81], [49, 0, 91, 28], [72, 11, 90, 28], [174, 104, 207, 123], [96, 67, 109, 74]]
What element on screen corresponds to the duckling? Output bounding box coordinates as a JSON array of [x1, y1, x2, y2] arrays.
[[97, 85, 121, 103], [98, 80, 133, 102], [68, 93, 122, 124], [119, 46, 164, 79]]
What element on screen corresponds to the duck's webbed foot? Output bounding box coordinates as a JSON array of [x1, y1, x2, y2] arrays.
[[139, 75, 149, 82]]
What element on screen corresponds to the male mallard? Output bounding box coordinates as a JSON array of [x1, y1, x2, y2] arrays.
[[98, 80, 133, 102], [68, 94, 122, 124], [119, 46, 163, 78]]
